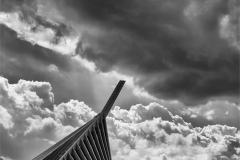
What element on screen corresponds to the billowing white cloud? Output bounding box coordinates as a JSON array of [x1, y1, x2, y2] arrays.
[[111, 103, 174, 123], [54, 99, 96, 127], [0, 75, 54, 110], [108, 106, 240, 160], [0, 105, 13, 129], [0, 76, 239, 160], [0, 76, 96, 159]]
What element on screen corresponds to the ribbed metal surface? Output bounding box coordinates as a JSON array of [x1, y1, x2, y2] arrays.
[[102, 80, 125, 118], [32, 80, 125, 160]]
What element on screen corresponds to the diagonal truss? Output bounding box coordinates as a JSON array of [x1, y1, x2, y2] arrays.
[[33, 80, 125, 160]]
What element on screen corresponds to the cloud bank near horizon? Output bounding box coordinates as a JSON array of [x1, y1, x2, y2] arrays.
[[0, 76, 239, 160]]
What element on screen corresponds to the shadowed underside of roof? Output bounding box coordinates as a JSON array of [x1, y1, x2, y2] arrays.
[[33, 80, 125, 160]]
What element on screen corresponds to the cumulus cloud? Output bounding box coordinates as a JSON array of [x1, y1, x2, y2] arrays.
[[108, 106, 240, 160], [112, 101, 240, 130], [54, 99, 96, 127], [0, 105, 13, 129], [1, 76, 239, 160], [0, 76, 95, 159], [0, 75, 54, 110]]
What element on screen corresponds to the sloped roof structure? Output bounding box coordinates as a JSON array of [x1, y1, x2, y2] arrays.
[[33, 80, 125, 160]]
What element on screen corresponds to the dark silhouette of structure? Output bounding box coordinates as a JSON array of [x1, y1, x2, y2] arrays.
[[33, 80, 125, 160]]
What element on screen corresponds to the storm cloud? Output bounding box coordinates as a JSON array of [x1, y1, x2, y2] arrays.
[[0, 4, 157, 111], [1, 0, 239, 105], [40, 0, 239, 105]]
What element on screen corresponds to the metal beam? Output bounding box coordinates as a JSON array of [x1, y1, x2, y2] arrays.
[[32, 80, 125, 160], [101, 80, 125, 118]]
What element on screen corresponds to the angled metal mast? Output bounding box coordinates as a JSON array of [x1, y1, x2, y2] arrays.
[[33, 80, 125, 160], [101, 80, 125, 118]]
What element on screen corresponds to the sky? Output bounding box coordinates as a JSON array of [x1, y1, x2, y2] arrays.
[[0, 0, 239, 160]]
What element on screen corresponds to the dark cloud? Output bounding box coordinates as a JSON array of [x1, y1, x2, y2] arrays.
[[1, 0, 238, 105], [158, 100, 240, 130], [47, 0, 239, 105], [0, 0, 159, 111], [0, 24, 96, 108], [0, 23, 151, 112], [0, 0, 26, 12], [0, 25, 72, 71], [1, 0, 73, 45]]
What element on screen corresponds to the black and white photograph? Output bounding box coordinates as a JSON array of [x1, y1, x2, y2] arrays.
[[0, 0, 239, 160]]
